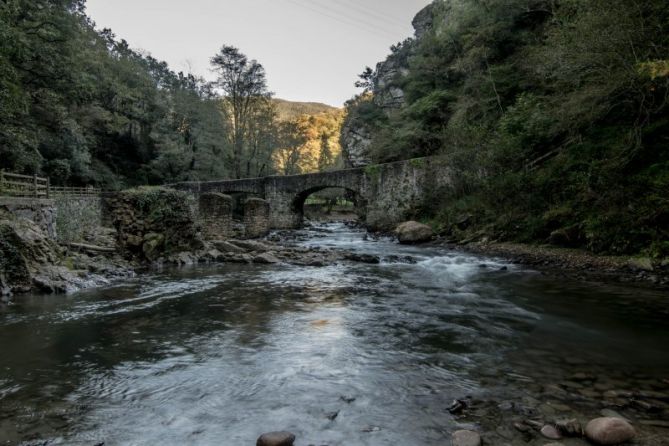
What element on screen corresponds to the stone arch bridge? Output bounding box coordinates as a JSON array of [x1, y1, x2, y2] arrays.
[[172, 157, 449, 233]]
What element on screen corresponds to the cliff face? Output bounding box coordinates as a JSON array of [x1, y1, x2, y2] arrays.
[[341, 1, 439, 167]]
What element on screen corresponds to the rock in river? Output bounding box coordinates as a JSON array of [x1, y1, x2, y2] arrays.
[[540, 424, 562, 440], [451, 429, 481, 446], [344, 253, 380, 264], [585, 417, 636, 445], [256, 431, 295, 446], [253, 252, 281, 264], [395, 221, 434, 244]]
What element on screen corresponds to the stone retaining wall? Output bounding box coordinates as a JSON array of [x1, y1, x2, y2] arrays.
[[109, 187, 202, 261]]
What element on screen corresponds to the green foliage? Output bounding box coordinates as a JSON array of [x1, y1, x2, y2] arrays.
[[364, 164, 381, 181], [350, 0, 669, 255], [0, 1, 231, 188], [0, 3, 342, 187]]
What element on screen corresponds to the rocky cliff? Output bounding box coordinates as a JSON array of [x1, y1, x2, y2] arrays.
[[340, 1, 440, 167]]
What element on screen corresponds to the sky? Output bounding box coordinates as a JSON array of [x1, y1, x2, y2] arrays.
[[85, 0, 432, 107]]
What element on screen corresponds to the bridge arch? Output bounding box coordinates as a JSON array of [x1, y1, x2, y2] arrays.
[[291, 186, 363, 224]]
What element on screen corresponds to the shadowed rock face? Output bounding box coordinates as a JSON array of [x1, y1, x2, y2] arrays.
[[412, 2, 437, 39], [0, 211, 83, 295], [340, 117, 373, 168], [0, 219, 37, 294], [341, 1, 440, 168]]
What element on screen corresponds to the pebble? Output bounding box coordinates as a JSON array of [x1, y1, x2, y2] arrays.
[[448, 399, 468, 414], [585, 417, 636, 445], [540, 425, 562, 440], [256, 431, 296, 446], [451, 430, 481, 446]]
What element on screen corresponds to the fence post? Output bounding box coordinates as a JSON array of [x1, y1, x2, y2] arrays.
[[33, 174, 38, 198], [46, 177, 50, 199], [0, 170, 4, 195]]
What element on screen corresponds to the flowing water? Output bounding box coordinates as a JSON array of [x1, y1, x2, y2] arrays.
[[1, 223, 668, 445]]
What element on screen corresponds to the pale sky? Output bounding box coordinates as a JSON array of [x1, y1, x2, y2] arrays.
[[85, 0, 432, 107]]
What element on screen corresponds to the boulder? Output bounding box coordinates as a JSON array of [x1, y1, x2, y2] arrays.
[[585, 417, 636, 445], [256, 431, 295, 446], [212, 240, 246, 253], [344, 253, 381, 264], [451, 430, 481, 446], [230, 239, 273, 252], [396, 221, 434, 244], [254, 252, 280, 264], [540, 424, 562, 440], [0, 214, 60, 294], [201, 249, 224, 262]]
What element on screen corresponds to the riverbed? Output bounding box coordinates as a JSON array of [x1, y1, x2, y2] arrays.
[[1, 222, 668, 445]]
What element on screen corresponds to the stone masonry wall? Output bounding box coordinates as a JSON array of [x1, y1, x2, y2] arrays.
[[244, 198, 270, 239], [110, 187, 202, 261], [362, 158, 452, 231], [198, 193, 233, 240]]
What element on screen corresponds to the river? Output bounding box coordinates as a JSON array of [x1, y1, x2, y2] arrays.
[[1, 222, 668, 445]]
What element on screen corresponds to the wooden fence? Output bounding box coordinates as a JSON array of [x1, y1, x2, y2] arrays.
[[0, 171, 50, 198], [50, 186, 102, 197], [0, 171, 103, 198]]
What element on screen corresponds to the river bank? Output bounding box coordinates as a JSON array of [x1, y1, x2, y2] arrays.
[[442, 239, 669, 291]]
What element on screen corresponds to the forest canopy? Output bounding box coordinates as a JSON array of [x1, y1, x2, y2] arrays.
[[0, 0, 343, 188], [344, 0, 669, 256]]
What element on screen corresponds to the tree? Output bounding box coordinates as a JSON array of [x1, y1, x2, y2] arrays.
[[355, 66, 375, 92], [211, 46, 271, 179], [318, 132, 334, 171], [273, 121, 306, 175]]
